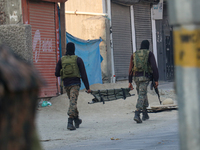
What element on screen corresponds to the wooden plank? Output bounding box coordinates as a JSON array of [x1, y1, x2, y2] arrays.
[[147, 104, 178, 113]]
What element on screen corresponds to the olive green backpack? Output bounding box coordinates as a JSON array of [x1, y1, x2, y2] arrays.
[[132, 49, 152, 76], [60, 55, 81, 79]]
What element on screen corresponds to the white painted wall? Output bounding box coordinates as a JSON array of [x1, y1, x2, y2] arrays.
[[130, 5, 136, 53], [151, 7, 158, 64]]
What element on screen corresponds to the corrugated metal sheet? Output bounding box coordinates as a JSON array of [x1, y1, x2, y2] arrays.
[[111, 2, 133, 80], [111, 0, 159, 6], [133, 3, 153, 52], [42, 0, 68, 2], [29, 1, 58, 97]]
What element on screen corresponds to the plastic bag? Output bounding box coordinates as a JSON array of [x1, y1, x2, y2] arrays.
[[41, 101, 52, 107]]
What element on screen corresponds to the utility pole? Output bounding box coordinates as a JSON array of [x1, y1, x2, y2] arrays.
[[107, 0, 116, 83], [168, 0, 200, 150], [59, 2, 66, 94], [60, 2, 66, 57]]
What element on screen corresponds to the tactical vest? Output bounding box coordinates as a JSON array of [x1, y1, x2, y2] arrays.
[[60, 55, 81, 79], [132, 49, 153, 76]]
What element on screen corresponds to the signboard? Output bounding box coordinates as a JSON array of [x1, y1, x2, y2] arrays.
[[152, 0, 163, 20]]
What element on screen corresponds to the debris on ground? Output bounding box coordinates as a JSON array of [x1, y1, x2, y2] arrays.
[[41, 101, 52, 107], [110, 137, 120, 140], [147, 104, 178, 113], [162, 98, 174, 105]]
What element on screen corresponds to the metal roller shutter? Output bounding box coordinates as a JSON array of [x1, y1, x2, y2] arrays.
[[111, 2, 133, 80], [133, 3, 153, 52], [29, 1, 58, 97]]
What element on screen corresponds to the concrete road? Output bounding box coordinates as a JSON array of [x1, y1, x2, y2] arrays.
[[39, 81, 178, 150], [48, 115, 179, 150]]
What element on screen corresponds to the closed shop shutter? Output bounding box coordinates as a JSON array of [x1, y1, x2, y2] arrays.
[[133, 3, 153, 52], [29, 1, 58, 97], [111, 2, 133, 80]]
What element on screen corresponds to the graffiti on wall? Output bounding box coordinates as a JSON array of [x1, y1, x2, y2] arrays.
[[33, 30, 53, 63], [7, 0, 22, 24], [9, 10, 18, 22]]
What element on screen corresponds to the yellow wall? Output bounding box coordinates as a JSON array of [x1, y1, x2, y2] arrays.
[[65, 0, 104, 39], [65, 0, 103, 13], [65, 0, 110, 82]]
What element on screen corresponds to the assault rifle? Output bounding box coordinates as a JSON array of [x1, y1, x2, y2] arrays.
[[150, 78, 162, 105]]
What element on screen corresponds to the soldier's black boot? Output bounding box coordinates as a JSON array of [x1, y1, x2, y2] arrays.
[[74, 116, 82, 128], [67, 118, 76, 130], [142, 109, 149, 121], [134, 110, 142, 123]]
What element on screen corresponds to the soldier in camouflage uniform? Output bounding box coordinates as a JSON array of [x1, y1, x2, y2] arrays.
[[55, 42, 91, 130], [128, 40, 159, 123]]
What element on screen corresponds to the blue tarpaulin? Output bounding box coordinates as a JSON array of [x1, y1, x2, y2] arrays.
[[66, 32, 103, 90]]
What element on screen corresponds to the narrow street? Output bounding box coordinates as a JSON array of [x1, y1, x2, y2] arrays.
[[36, 82, 179, 150], [51, 116, 179, 150], [1, 0, 200, 150]]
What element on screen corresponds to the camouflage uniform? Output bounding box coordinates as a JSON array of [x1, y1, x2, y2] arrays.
[[64, 84, 80, 118], [129, 40, 159, 123], [55, 42, 89, 130], [134, 76, 150, 110]]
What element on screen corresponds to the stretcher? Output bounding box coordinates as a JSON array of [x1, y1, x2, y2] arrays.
[[88, 88, 135, 104]]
